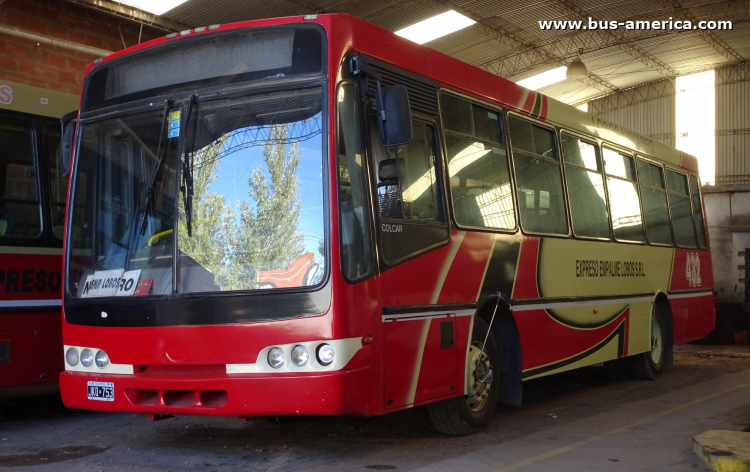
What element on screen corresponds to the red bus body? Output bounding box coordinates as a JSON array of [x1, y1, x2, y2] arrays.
[[60, 14, 714, 418], [1, 81, 78, 389]]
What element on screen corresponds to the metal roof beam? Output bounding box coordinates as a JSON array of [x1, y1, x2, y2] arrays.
[[475, 0, 746, 80], [582, 61, 750, 115], [656, 0, 745, 63], [542, 0, 678, 79], [63, 0, 190, 32], [430, 0, 620, 96]]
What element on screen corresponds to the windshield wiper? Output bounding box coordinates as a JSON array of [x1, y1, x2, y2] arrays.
[[181, 95, 198, 237], [139, 99, 174, 235]]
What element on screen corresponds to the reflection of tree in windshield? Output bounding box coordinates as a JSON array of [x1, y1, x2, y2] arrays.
[[179, 124, 308, 291]]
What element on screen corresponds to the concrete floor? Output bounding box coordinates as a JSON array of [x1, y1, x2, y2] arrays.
[[1, 344, 749, 471]]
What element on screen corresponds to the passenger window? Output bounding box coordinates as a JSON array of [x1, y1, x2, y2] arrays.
[[0, 122, 41, 237], [689, 174, 707, 249], [509, 117, 567, 235], [441, 95, 514, 229], [337, 84, 373, 282], [603, 148, 644, 242], [372, 117, 441, 222], [562, 134, 609, 239], [667, 169, 697, 248], [637, 159, 672, 245]]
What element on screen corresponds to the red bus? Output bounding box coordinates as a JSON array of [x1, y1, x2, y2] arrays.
[[0, 81, 78, 388], [59, 14, 714, 434]]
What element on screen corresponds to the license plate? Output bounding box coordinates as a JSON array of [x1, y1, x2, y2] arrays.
[[87, 381, 114, 401]]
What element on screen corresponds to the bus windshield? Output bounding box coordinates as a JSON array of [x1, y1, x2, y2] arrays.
[[67, 87, 325, 298]]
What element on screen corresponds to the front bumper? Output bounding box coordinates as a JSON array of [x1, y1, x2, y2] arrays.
[[60, 364, 378, 417]]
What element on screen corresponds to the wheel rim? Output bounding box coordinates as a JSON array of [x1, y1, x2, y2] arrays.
[[465, 341, 493, 412], [649, 309, 663, 365]]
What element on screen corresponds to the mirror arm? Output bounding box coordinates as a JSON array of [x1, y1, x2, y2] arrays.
[[349, 55, 386, 121]]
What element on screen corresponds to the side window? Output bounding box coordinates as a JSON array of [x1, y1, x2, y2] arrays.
[[603, 148, 644, 242], [561, 134, 609, 239], [372, 117, 441, 223], [637, 159, 672, 245], [440, 94, 514, 229], [509, 116, 568, 235], [371, 112, 448, 266], [0, 122, 41, 237], [45, 127, 67, 240], [667, 169, 697, 248], [689, 174, 707, 249], [337, 84, 373, 282]]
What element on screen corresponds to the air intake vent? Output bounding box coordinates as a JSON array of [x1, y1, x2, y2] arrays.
[[366, 61, 438, 118]]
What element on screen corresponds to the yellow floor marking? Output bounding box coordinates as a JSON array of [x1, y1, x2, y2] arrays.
[[493, 381, 750, 472]]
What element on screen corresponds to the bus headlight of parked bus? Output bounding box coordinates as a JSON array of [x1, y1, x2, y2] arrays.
[[316, 344, 334, 366], [267, 347, 285, 369], [65, 347, 79, 366], [291, 345, 309, 366], [80, 349, 94, 368], [95, 350, 109, 368]]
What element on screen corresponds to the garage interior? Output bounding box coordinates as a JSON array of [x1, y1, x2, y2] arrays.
[[1, 0, 749, 470]]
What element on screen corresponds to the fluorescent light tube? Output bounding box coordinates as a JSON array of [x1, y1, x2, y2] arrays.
[[395, 10, 476, 45], [516, 67, 568, 91]]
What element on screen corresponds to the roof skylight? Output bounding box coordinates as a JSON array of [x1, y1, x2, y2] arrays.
[[395, 10, 476, 45], [113, 0, 189, 15], [516, 67, 568, 91]]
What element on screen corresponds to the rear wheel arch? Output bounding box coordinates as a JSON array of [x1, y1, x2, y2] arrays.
[[654, 292, 675, 368], [475, 294, 522, 407]]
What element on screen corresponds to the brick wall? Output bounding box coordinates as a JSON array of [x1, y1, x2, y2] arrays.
[[0, 0, 163, 94]]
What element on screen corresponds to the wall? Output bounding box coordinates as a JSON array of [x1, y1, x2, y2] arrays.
[[0, 0, 162, 95], [716, 63, 750, 184], [704, 186, 750, 304], [588, 80, 676, 148]]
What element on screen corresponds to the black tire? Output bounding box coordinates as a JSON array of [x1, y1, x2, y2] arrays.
[[427, 318, 500, 435], [628, 304, 670, 380]]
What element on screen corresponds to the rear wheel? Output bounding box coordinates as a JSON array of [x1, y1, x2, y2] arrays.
[[628, 304, 669, 380], [427, 318, 500, 435]]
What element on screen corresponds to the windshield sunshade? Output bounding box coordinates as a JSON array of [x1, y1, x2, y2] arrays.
[[67, 87, 325, 298]]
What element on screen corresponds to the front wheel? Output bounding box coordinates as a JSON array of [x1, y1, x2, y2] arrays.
[[628, 304, 670, 380], [427, 318, 500, 435]]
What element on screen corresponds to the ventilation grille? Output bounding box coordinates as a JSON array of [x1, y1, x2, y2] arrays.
[[366, 63, 438, 117]]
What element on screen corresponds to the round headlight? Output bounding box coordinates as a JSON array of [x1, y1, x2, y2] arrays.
[[65, 347, 79, 366], [95, 350, 109, 368], [267, 347, 284, 369], [291, 345, 309, 367], [80, 349, 94, 368], [316, 344, 334, 366]]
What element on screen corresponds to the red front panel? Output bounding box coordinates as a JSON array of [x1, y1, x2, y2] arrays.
[[1, 251, 63, 388]]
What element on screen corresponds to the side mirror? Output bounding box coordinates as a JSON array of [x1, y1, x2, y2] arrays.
[[377, 85, 412, 147], [60, 110, 78, 177], [378, 159, 399, 185]]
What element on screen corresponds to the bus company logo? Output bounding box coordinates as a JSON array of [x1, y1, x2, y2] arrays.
[[382, 223, 403, 233], [685, 252, 702, 287], [0, 85, 12, 105]]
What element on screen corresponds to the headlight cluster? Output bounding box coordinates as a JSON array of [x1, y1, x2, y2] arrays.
[[66, 347, 109, 369], [266, 343, 334, 369]]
